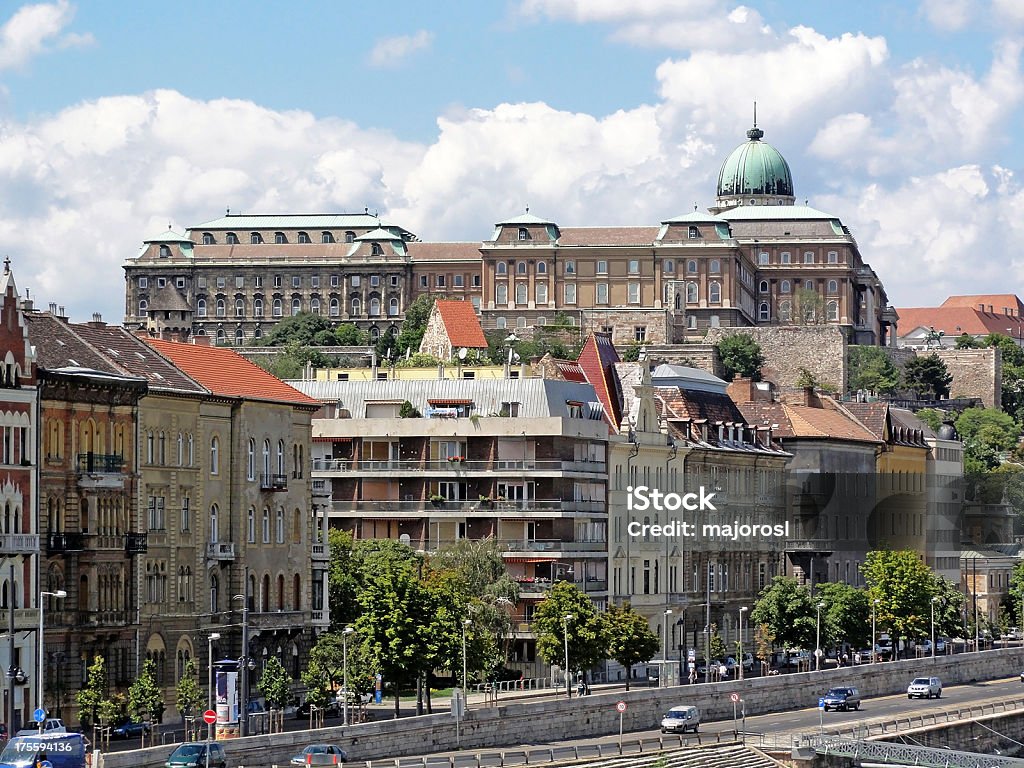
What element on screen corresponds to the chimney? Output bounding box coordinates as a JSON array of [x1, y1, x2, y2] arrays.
[[87, 313, 105, 328], [191, 335, 211, 346], [727, 377, 757, 403], [48, 302, 57, 315]]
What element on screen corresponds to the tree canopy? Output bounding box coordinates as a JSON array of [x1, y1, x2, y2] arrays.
[[862, 550, 937, 640], [847, 346, 901, 394], [717, 334, 764, 382], [904, 354, 952, 400], [533, 581, 608, 682], [750, 576, 815, 649], [956, 407, 1020, 472], [395, 295, 435, 355], [604, 603, 659, 691]]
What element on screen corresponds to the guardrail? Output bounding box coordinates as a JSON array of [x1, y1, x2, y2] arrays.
[[358, 733, 734, 767], [471, 677, 550, 695]]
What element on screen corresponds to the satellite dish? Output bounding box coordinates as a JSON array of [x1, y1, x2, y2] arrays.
[[458, 347, 468, 360], [399, 533, 411, 546]]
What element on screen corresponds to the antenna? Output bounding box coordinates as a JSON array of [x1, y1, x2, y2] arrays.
[[753, 100, 757, 128], [458, 347, 468, 360]]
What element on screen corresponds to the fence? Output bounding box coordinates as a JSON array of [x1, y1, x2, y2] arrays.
[[471, 677, 550, 696]]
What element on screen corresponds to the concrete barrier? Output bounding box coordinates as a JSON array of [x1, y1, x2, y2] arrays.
[[102, 647, 1024, 768]]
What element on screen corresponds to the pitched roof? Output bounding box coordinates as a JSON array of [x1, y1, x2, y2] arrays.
[[576, 333, 622, 429], [942, 294, 1024, 315], [145, 339, 321, 408], [434, 300, 488, 349], [406, 242, 483, 261], [895, 305, 1024, 339], [736, 399, 880, 444], [557, 227, 661, 246]]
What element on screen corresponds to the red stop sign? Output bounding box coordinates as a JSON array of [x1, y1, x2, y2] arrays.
[[203, 710, 217, 724]]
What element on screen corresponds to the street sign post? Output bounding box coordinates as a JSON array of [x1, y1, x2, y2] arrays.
[[203, 709, 217, 768], [615, 701, 626, 749], [203, 710, 217, 724], [732, 692, 741, 733], [33, 708, 45, 723], [818, 696, 825, 733]]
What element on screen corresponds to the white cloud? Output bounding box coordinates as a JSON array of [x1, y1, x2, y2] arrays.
[[919, 0, 975, 31], [993, 0, 1024, 25], [0, 1, 91, 71], [367, 30, 434, 68]]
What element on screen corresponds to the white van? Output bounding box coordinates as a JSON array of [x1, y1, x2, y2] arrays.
[[660, 705, 700, 734]]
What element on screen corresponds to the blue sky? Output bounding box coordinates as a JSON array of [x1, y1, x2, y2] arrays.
[[0, 0, 1023, 323]]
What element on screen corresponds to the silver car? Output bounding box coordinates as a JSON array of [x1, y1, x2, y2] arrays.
[[907, 676, 941, 699]]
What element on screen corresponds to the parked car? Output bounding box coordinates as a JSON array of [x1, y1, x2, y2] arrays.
[[659, 705, 700, 734], [1003, 628, 1022, 641], [853, 649, 875, 664], [726, 653, 754, 672], [821, 687, 861, 712], [907, 676, 942, 699], [112, 721, 151, 739], [16, 719, 66, 736], [297, 700, 341, 718], [165, 743, 227, 768], [290, 744, 348, 765]]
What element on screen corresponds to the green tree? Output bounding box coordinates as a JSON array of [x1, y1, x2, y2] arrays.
[[394, 353, 444, 369], [260, 312, 334, 347], [75, 655, 107, 730], [862, 550, 937, 644], [791, 287, 826, 325], [904, 354, 952, 400], [750, 576, 815, 650], [932, 576, 966, 638], [395, 295, 436, 355], [175, 657, 204, 721], [533, 581, 608, 684], [816, 582, 870, 650], [374, 327, 397, 361], [956, 407, 1019, 471], [334, 323, 366, 346], [604, 603, 659, 691], [915, 408, 945, 433], [706, 623, 727, 661], [847, 346, 901, 394], [301, 632, 347, 712], [327, 529, 360, 629], [256, 656, 293, 709], [717, 334, 764, 382], [955, 333, 982, 349], [128, 658, 165, 724]]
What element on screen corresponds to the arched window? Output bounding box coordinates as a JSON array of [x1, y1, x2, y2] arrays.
[[210, 436, 219, 475], [253, 327, 262, 339], [216, 299, 225, 317], [370, 243, 382, 256], [276, 508, 284, 543], [329, 298, 340, 317], [827, 279, 838, 294], [344, 231, 355, 243], [369, 298, 380, 316], [686, 282, 698, 303], [202, 232, 214, 245], [210, 504, 219, 542], [351, 297, 361, 316], [516, 261, 527, 275], [518, 228, 530, 241], [779, 300, 792, 322], [177, 433, 183, 466], [210, 573, 219, 613], [298, 231, 311, 244], [253, 298, 263, 317], [827, 300, 839, 321], [389, 297, 399, 316], [537, 262, 547, 274], [293, 575, 301, 611], [310, 298, 320, 315], [496, 262, 507, 275], [247, 438, 255, 481], [780, 280, 791, 293], [516, 316, 527, 328], [709, 282, 721, 304], [321, 231, 334, 243], [275, 232, 286, 244], [277, 440, 286, 475], [536, 283, 548, 304], [272, 298, 283, 317], [709, 259, 721, 273], [758, 280, 769, 293], [235, 298, 244, 317], [805, 280, 814, 291], [197, 299, 206, 318], [663, 259, 675, 274], [291, 297, 301, 316], [686, 260, 698, 274], [369, 327, 380, 341], [262, 508, 270, 543], [250, 232, 262, 244], [759, 302, 770, 321], [277, 574, 285, 611], [674, 292, 682, 310], [226, 233, 238, 245], [138, 299, 148, 316], [496, 284, 508, 305], [688, 226, 699, 239], [515, 283, 527, 305]]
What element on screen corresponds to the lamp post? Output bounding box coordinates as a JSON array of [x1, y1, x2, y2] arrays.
[[738, 607, 748, 681], [342, 626, 353, 726], [38, 589, 66, 719], [461, 619, 471, 710], [207, 633, 221, 712], [562, 614, 573, 698], [815, 602, 825, 671], [930, 597, 939, 659], [662, 609, 672, 687], [232, 580, 250, 736], [871, 599, 879, 664]]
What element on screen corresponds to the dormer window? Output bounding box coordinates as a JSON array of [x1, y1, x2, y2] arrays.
[[688, 226, 699, 239], [202, 232, 215, 245], [298, 231, 311, 244], [250, 232, 263, 244], [159, 245, 171, 258], [275, 232, 286, 244], [566, 401, 584, 419], [371, 243, 383, 256], [345, 231, 355, 243], [322, 231, 334, 243], [226, 232, 239, 245], [518, 228, 531, 241]]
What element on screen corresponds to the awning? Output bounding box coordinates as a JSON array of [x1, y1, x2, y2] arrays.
[[312, 436, 351, 442], [428, 398, 473, 405], [504, 555, 559, 563]]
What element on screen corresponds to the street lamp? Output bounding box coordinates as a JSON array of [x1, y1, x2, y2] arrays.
[[871, 599, 880, 664], [342, 627, 354, 726], [38, 589, 66, 718], [662, 609, 672, 687], [562, 614, 573, 698], [815, 602, 825, 671], [738, 607, 748, 681], [232, 585, 250, 736], [207, 633, 221, 712], [461, 619, 472, 711], [930, 597, 939, 659]]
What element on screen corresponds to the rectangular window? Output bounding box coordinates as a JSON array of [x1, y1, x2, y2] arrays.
[[564, 283, 577, 304], [780, 252, 791, 264], [596, 260, 608, 274], [157, 277, 166, 288], [471, 296, 481, 310], [634, 326, 647, 342], [391, 275, 399, 287], [472, 275, 481, 287], [330, 275, 340, 287], [564, 260, 576, 275], [436, 275, 446, 287], [453, 274, 464, 287], [273, 275, 282, 288], [139, 277, 148, 288], [596, 283, 609, 304], [628, 282, 640, 304], [181, 497, 190, 532], [370, 275, 380, 286], [254, 276, 262, 288], [758, 252, 769, 265], [292, 276, 301, 288], [217, 277, 225, 289], [196, 277, 206, 289], [235, 276, 244, 289], [311, 276, 320, 289], [828, 251, 839, 264], [628, 259, 640, 274], [351, 276, 360, 287], [805, 251, 815, 264], [176, 277, 185, 289], [420, 275, 428, 288]]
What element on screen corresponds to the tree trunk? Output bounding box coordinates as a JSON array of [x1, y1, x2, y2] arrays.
[[394, 692, 400, 718], [425, 681, 433, 713]]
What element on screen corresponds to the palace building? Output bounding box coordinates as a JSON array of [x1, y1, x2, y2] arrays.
[[124, 124, 895, 349]]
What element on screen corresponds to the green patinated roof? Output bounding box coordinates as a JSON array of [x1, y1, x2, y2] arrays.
[[717, 126, 794, 199]]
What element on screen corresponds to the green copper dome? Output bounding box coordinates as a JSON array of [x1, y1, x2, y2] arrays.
[[716, 125, 794, 202]]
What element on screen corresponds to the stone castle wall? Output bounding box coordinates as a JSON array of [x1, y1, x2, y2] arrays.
[[933, 347, 1001, 409], [704, 325, 848, 391]]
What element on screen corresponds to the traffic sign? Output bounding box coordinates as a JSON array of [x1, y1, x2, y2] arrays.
[[33, 708, 45, 723], [818, 697, 825, 709], [730, 692, 740, 703], [39, 761, 52, 768], [203, 709, 217, 724], [615, 701, 627, 713]]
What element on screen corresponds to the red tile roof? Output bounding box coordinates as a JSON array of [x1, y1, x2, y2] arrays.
[[737, 400, 880, 443], [941, 294, 1024, 314], [145, 339, 321, 407], [576, 333, 621, 429], [895, 306, 1024, 338], [434, 300, 488, 349], [557, 227, 661, 246], [407, 242, 484, 261]]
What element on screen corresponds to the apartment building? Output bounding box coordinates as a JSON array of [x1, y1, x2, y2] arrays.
[[294, 377, 610, 675]]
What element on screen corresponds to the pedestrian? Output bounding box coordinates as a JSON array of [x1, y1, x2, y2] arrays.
[[854, 651, 861, 665]]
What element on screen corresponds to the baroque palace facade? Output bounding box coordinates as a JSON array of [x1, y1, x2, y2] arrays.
[[123, 124, 896, 349]]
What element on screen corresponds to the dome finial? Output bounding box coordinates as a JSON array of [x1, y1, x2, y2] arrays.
[[747, 100, 764, 140], [753, 100, 757, 128]]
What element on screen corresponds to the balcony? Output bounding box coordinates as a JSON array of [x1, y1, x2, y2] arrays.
[[77, 453, 125, 489], [125, 532, 148, 554], [502, 538, 607, 554], [311, 458, 608, 475], [248, 609, 304, 630], [260, 474, 288, 492], [76, 610, 132, 628], [311, 609, 329, 627], [0, 534, 38, 555], [47, 532, 84, 554], [206, 542, 236, 560], [311, 542, 330, 561], [784, 538, 834, 554], [330, 498, 606, 519]]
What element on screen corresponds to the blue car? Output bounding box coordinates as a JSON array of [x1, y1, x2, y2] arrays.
[[112, 721, 150, 739]]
